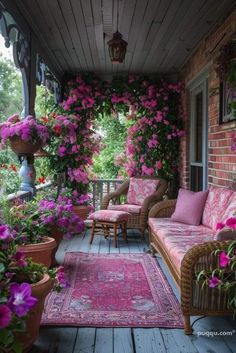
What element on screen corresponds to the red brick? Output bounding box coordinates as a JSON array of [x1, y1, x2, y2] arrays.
[[180, 9, 236, 189]]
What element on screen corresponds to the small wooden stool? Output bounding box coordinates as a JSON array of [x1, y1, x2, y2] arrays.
[[88, 210, 130, 247]]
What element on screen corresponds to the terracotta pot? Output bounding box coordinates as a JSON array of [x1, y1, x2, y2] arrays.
[[49, 225, 64, 266], [9, 136, 42, 155], [19, 237, 57, 268], [73, 205, 90, 220], [18, 274, 53, 353]]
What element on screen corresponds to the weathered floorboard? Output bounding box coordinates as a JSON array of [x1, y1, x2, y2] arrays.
[[114, 328, 134, 353], [73, 328, 96, 353]]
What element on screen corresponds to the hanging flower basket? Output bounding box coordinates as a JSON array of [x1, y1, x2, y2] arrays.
[[0, 114, 49, 155], [9, 136, 43, 155]]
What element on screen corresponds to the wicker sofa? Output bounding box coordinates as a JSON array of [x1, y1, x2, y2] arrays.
[[101, 177, 168, 236], [148, 185, 236, 334]]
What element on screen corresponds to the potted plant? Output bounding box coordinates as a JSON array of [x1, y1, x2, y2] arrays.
[[57, 187, 94, 220], [0, 224, 68, 353], [38, 196, 85, 265], [0, 114, 49, 155], [1, 198, 56, 268]]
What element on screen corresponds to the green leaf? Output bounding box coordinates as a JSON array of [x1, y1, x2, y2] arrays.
[[0, 262, 5, 273], [12, 339, 23, 353]]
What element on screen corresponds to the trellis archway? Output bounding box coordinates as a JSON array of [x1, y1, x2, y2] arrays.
[[45, 74, 184, 196]]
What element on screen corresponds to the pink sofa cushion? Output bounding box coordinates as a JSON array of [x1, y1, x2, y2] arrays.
[[127, 178, 160, 205], [89, 210, 130, 222], [171, 188, 208, 225], [108, 204, 141, 214], [148, 218, 214, 272], [202, 186, 233, 229], [221, 192, 236, 222]]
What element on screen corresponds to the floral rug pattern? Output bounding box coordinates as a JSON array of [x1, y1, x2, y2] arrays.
[[41, 252, 183, 328]]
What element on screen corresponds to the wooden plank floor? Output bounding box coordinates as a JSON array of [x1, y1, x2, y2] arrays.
[[31, 228, 236, 353]]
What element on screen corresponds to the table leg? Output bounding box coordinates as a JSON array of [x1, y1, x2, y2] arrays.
[[89, 221, 96, 244]]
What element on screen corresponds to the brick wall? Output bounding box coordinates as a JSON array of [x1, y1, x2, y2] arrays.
[[180, 10, 236, 189]]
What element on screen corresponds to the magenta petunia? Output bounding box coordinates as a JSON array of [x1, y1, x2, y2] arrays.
[[219, 251, 231, 268], [216, 222, 225, 231], [8, 283, 38, 317], [0, 304, 12, 328], [225, 217, 236, 229], [209, 276, 220, 288]]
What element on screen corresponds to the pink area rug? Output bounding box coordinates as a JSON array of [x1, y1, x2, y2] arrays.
[[41, 252, 183, 328]]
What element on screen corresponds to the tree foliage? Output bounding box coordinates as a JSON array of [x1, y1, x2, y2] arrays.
[[93, 113, 127, 178], [0, 54, 23, 122]]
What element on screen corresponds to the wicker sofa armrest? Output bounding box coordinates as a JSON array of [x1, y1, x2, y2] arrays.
[[180, 240, 231, 314], [101, 180, 129, 209], [148, 199, 177, 218]]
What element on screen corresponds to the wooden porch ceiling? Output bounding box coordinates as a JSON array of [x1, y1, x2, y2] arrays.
[[10, 0, 235, 77]]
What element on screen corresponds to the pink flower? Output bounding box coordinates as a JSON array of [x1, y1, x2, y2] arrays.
[[216, 222, 225, 231], [147, 138, 158, 148], [225, 217, 236, 229], [209, 276, 220, 288], [155, 160, 162, 169], [219, 251, 230, 268], [58, 145, 67, 157], [141, 165, 154, 176]]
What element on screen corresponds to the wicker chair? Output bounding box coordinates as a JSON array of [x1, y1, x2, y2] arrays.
[[101, 177, 168, 236], [148, 200, 233, 334]]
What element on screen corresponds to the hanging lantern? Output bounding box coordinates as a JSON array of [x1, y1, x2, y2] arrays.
[[107, 31, 127, 63]]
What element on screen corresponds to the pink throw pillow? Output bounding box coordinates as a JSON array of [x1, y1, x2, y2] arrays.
[[171, 189, 209, 226]]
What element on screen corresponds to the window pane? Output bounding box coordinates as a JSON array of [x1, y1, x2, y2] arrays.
[[190, 166, 203, 191], [193, 92, 203, 163]]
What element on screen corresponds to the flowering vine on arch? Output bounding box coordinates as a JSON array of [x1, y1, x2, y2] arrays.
[[46, 73, 184, 195]]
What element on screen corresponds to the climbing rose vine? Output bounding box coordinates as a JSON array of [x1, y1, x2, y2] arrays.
[[46, 74, 184, 193]]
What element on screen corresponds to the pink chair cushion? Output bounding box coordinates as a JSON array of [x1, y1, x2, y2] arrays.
[[127, 178, 160, 205], [88, 210, 130, 222], [202, 186, 233, 229], [171, 188, 208, 225], [148, 218, 214, 272], [108, 204, 141, 214]]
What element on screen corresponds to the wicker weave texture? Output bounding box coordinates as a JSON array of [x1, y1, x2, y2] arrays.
[[148, 198, 233, 333]]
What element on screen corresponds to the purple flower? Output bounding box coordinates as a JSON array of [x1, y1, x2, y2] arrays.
[[219, 251, 231, 268], [12, 251, 27, 267], [209, 276, 220, 288], [0, 304, 12, 328], [0, 224, 12, 241], [8, 283, 38, 317]]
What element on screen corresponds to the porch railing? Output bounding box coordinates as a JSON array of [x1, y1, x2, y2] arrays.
[[6, 181, 53, 203], [89, 179, 124, 211], [5, 178, 124, 211]]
